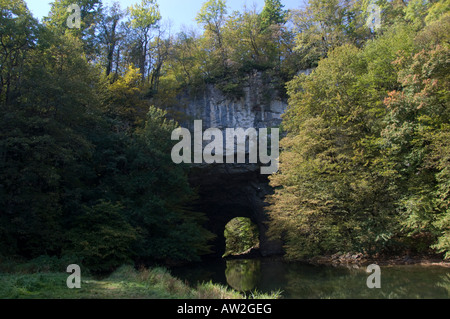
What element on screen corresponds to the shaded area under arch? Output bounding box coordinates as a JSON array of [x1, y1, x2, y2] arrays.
[[189, 163, 283, 258]]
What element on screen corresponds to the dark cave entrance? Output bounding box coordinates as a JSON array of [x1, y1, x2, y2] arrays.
[[189, 164, 283, 259]]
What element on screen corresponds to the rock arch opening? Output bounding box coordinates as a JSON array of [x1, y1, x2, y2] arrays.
[[189, 164, 283, 258], [223, 217, 260, 258]]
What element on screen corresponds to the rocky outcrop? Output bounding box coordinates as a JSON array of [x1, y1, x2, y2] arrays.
[[174, 71, 287, 131], [172, 71, 288, 258]]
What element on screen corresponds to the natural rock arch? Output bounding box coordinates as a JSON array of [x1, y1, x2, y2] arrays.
[[189, 163, 283, 258]]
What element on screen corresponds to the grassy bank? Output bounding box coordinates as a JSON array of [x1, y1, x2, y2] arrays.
[[0, 264, 281, 299]]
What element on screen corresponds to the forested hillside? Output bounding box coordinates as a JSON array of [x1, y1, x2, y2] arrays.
[[267, 0, 449, 261], [0, 0, 449, 276]]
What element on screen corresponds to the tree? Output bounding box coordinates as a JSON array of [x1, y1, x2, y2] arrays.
[[103, 64, 149, 129], [67, 201, 137, 274], [425, 0, 450, 25], [44, 0, 103, 60], [132, 107, 214, 261], [127, 0, 161, 82], [148, 23, 172, 93], [267, 23, 417, 259], [260, 0, 287, 30], [381, 17, 450, 258], [99, 2, 125, 77], [91, 106, 215, 263], [223, 7, 265, 70], [0, 28, 102, 258], [291, 0, 371, 67], [404, 0, 430, 27], [0, 0, 37, 105], [196, 0, 228, 70]]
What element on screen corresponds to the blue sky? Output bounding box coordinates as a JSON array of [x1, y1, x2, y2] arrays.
[[25, 0, 306, 32]]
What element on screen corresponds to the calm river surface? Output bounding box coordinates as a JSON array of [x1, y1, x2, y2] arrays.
[[171, 259, 450, 299]]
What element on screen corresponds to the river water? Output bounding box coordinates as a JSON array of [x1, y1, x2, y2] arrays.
[[170, 258, 450, 299]]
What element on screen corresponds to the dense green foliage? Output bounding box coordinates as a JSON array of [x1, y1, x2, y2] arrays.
[[0, 0, 214, 273], [0, 0, 326, 274], [267, 1, 450, 260], [0, 0, 449, 278], [224, 218, 259, 257]]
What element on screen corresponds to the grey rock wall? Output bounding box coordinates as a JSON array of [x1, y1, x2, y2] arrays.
[[176, 72, 287, 131]]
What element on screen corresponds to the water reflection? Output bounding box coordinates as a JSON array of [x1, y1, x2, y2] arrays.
[[171, 259, 450, 299], [225, 259, 261, 292], [437, 273, 450, 298], [282, 264, 450, 299]]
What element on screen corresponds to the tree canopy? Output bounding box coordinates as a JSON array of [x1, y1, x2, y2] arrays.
[[267, 2, 450, 260], [1, 0, 449, 274]]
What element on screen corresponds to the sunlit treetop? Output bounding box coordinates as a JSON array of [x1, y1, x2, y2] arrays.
[[128, 0, 161, 31], [260, 0, 287, 30], [196, 0, 228, 29]]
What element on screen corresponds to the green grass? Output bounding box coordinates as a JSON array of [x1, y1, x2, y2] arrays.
[[0, 265, 282, 299]]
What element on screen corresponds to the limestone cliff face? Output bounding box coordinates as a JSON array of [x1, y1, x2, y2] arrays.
[[175, 71, 287, 131], [172, 71, 288, 257]]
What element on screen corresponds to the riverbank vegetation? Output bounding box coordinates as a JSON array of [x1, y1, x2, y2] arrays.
[[267, 1, 450, 261], [0, 258, 281, 299], [0, 0, 449, 289]]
